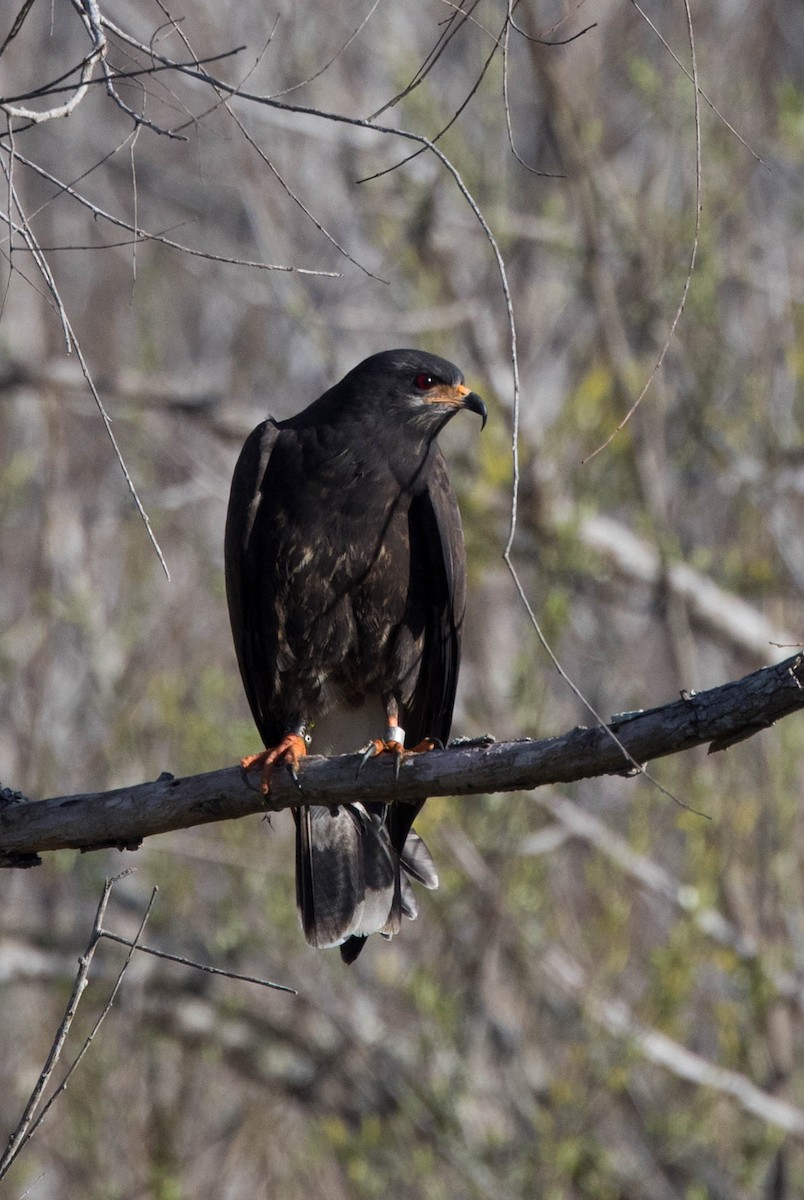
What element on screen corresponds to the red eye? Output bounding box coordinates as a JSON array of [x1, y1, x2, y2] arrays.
[[414, 372, 437, 391]]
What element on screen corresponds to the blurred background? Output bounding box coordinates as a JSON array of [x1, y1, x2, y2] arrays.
[[1, 1, 803, 1196]]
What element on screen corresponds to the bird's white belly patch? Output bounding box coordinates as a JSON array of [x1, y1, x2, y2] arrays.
[[311, 692, 386, 756]]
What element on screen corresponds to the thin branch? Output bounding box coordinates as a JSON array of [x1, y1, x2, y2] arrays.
[[0, 0, 105, 124], [0, 46, 246, 111], [629, 0, 767, 168], [12, 883, 159, 1160], [267, 0, 381, 99], [4, 151, 340, 276], [149, 7, 384, 282], [366, 0, 479, 121], [0, 871, 133, 1177], [509, 17, 597, 46], [1, 653, 803, 863], [490, 16, 666, 796], [100, 54, 188, 140], [355, 11, 504, 185], [0, 145, 172, 577], [97, 931, 296, 994], [0, 0, 38, 61], [0, 871, 294, 1177], [1, 161, 72, 349], [501, 1, 567, 178], [515, 0, 595, 44]]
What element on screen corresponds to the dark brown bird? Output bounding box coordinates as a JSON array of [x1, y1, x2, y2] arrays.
[[225, 349, 486, 962]]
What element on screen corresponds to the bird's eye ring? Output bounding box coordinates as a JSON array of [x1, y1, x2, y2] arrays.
[[414, 372, 437, 391]]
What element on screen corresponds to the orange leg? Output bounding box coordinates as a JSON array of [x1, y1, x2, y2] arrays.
[[241, 732, 307, 795]]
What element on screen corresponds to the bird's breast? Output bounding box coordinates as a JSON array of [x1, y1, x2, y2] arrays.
[[268, 467, 413, 696]]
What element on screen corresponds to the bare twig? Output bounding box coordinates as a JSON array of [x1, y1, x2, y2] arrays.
[[511, 0, 595, 44], [0, 869, 294, 1178], [0, 144, 173, 577], [629, 0, 767, 168], [0, 0, 38, 61], [12, 883, 159, 1157], [0, 45, 246, 111], [268, 0, 381, 99], [1, 161, 72, 348], [98, 931, 296, 994], [162, 20, 389, 293], [509, 16, 597, 46], [0, 0, 106, 125], [0, 871, 138, 1177], [366, 0, 479, 120], [100, 53, 188, 139], [152, 6, 384, 282], [501, 0, 568, 177], [72, 315, 174, 580], [4, 151, 340, 276]]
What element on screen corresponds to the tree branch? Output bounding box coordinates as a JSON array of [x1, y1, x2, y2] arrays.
[[2, 653, 803, 864]]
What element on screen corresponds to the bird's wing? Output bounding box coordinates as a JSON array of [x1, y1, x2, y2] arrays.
[[224, 418, 283, 748], [386, 443, 466, 857], [404, 442, 466, 746]]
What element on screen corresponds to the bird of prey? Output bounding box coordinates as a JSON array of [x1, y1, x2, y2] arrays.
[[225, 349, 486, 962]]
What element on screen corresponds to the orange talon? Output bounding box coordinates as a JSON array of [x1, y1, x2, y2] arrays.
[[377, 739, 406, 756], [408, 738, 439, 754], [241, 733, 307, 795], [356, 735, 439, 783]]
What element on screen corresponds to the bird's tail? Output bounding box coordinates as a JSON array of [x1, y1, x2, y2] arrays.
[[294, 804, 438, 963]]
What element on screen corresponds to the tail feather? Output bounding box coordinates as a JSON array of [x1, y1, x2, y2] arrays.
[[295, 805, 368, 948], [295, 803, 398, 950], [399, 871, 418, 920], [295, 804, 438, 963], [399, 830, 439, 890]]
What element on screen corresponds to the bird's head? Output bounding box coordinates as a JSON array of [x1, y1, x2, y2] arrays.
[[340, 349, 487, 434]]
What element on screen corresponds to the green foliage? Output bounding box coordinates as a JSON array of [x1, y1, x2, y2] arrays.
[[777, 80, 804, 157], [145, 666, 255, 777]]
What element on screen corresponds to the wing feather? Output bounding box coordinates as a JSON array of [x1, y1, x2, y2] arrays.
[[224, 419, 283, 748], [386, 444, 466, 859]]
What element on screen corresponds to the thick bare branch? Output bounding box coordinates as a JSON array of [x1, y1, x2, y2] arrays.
[[2, 653, 803, 863]]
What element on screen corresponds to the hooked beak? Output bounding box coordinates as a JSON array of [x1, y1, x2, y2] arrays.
[[458, 386, 488, 430], [426, 382, 487, 429]]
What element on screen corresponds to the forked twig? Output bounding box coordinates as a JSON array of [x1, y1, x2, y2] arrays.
[[0, 871, 143, 1178], [0, 0, 106, 124], [0, 870, 295, 1179]]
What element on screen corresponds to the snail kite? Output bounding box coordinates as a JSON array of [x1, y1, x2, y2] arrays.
[[225, 349, 486, 962]]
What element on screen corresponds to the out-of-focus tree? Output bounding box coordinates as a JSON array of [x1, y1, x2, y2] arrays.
[[1, 1, 803, 1197]]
